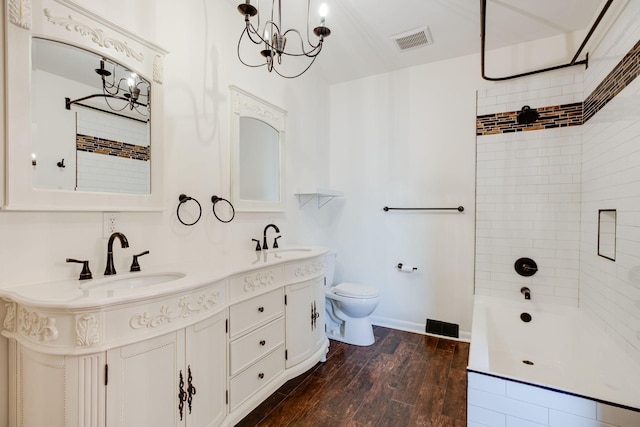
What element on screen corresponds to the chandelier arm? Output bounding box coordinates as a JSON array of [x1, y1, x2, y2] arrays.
[[244, 22, 267, 45], [281, 28, 322, 56], [103, 95, 133, 112], [237, 31, 269, 68], [305, 0, 314, 47], [272, 53, 318, 79]]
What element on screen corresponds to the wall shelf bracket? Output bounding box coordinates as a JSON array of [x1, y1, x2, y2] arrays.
[[294, 189, 343, 209]]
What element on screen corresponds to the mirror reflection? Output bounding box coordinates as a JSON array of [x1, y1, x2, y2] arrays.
[[239, 117, 280, 202], [230, 86, 286, 212], [31, 38, 151, 194]]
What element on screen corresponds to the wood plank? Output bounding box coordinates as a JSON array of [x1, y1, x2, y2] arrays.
[[238, 329, 470, 426], [441, 368, 467, 420]]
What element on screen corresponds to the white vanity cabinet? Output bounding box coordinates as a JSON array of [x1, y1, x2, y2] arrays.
[[1, 247, 330, 427], [106, 310, 227, 427], [285, 276, 326, 368]]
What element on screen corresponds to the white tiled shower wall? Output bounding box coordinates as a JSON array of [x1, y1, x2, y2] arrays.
[[476, 68, 584, 117], [578, 0, 640, 367], [476, 70, 584, 306], [75, 107, 150, 193], [76, 108, 149, 147], [76, 151, 150, 194]]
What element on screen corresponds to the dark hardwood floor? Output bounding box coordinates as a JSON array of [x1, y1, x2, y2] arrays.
[[236, 326, 469, 427]]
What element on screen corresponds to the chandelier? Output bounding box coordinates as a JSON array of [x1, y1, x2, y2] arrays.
[[65, 59, 150, 118], [236, 0, 331, 78]]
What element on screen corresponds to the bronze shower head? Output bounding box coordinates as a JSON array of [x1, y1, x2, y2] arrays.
[[517, 105, 539, 125]]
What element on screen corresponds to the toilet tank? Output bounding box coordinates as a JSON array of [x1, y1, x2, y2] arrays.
[[325, 250, 337, 286]]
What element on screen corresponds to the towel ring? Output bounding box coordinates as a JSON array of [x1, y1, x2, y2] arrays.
[[177, 194, 202, 226], [211, 195, 235, 223]]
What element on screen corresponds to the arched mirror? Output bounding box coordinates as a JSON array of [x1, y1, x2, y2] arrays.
[[230, 86, 287, 212], [3, 0, 167, 211]]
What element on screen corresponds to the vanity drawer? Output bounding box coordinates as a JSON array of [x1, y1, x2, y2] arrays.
[[229, 346, 285, 410], [229, 317, 285, 376], [284, 255, 327, 283], [229, 288, 284, 338]]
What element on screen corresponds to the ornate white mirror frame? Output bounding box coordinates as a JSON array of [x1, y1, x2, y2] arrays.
[[230, 86, 287, 212], [3, 0, 168, 211]]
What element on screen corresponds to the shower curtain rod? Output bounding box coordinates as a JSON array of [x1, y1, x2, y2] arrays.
[[383, 206, 464, 212], [480, 0, 613, 81]]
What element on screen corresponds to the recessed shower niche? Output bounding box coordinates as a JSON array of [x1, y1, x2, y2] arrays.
[[598, 209, 617, 261]]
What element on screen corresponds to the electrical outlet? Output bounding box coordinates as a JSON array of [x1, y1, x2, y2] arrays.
[[103, 212, 119, 238]]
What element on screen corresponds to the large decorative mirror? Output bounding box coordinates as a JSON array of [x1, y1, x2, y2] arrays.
[[3, 0, 167, 211], [230, 86, 287, 212]]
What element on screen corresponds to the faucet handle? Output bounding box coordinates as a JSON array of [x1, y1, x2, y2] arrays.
[[130, 251, 149, 272], [273, 235, 281, 249], [66, 258, 93, 280], [252, 239, 262, 251]]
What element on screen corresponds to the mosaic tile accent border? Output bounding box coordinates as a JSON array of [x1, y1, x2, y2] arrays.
[[476, 103, 583, 136], [477, 37, 640, 135], [76, 134, 150, 161], [584, 38, 640, 123]]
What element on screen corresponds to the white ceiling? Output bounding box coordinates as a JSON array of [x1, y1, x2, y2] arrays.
[[232, 0, 607, 84]]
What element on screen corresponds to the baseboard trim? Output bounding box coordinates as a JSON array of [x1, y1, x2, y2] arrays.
[[370, 315, 471, 343]]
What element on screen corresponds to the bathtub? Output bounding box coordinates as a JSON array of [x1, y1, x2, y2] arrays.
[[467, 295, 640, 426]]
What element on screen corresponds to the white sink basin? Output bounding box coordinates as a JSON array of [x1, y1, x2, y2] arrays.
[[267, 247, 313, 253], [89, 272, 185, 290]]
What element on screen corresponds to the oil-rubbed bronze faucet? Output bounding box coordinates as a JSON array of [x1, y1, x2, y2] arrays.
[[262, 224, 280, 250], [104, 232, 129, 275]]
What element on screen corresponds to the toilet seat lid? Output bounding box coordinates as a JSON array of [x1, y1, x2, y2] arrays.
[[333, 282, 379, 298]]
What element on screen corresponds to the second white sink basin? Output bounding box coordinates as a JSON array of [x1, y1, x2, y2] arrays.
[[267, 247, 313, 253], [88, 272, 186, 290]]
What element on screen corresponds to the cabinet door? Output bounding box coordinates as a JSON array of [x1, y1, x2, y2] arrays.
[[106, 331, 185, 427], [185, 311, 227, 427], [311, 276, 326, 351], [284, 281, 313, 367]]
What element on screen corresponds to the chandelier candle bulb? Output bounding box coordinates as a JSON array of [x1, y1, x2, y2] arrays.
[[319, 3, 328, 23]]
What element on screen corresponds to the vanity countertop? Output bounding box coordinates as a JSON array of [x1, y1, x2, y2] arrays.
[[0, 246, 329, 310]]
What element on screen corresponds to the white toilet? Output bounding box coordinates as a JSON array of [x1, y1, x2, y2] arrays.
[[324, 251, 380, 346]]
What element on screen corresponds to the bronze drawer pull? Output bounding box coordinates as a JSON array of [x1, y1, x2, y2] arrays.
[[258, 306, 265, 312], [258, 372, 265, 379], [259, 340, 266, 346]]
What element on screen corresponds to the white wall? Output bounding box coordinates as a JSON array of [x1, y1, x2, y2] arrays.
[[328, 55, 480, 338], [0, 0, 332, 286]]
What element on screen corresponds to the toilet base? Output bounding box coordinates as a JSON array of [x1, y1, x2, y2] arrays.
[[326, 316, 375, 346]]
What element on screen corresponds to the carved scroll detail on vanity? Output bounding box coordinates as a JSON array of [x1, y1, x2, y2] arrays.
[[241, 99, 280, 122], [76, 314, 100, 347], [244, 270, 275, 292], [8, 0, 32, 30], [294, 262, 327, 278], [129, 291, 221, 329], [18, 307, 59, 341], [43, 8, 144, 62], [3, 300, 17, 332]]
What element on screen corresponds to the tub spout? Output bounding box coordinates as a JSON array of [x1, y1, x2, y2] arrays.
[[521, 287, 531, 300]]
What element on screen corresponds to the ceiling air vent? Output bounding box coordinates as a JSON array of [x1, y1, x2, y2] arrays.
[[391, 27, 433, 51]]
